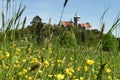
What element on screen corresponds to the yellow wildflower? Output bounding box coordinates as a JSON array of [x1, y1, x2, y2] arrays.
[[86, 59, 94, 65], [105, 68, 111, 73], [28, 48, 31, 52], [77, 66, 81, 71], [84, 65, 88, 72], [65, 67, 74, 77], [5, 52, 10, 58], [70, 57, 74, 61], [16, 48, 21, 55], [22, 69, 27, 74], [54, 74, 64, 80], [80, 77, 84, 80], [92, 69, 95, 72], [30, 58, 38, 63], [28, 76, 32, 80], [48, 48, 52, 51], [27, 67, 31, 71], [58, 64, 61, 67], [68, 63, 72, 67], [16, 47, 21, 52], [25, 75, 32, 80], [15, 60, 19, 64], [18, 72, 23, 76], [22, 59, 27, 63], [42, 47, 45, 50], [107, 75, 112, 80], [25, 75, 28, 78], [48, 74, 53, 78], [14, 64, 21, 68], [57, 59, 64, 66], [48, 48, 52, 54], [94, 74, 97, 79], [3, 65, 9, 70], [57, 59, 64, 63], [0, 54, 5, 59], [38, 70, 43, 74], [44, 60, 49, 67]]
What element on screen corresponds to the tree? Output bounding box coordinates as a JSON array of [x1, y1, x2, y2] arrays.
[[29, 16, 44, 43], [59, 29, 78, 48], [81, 31, 86, 44], [102, 33, 118, 52]]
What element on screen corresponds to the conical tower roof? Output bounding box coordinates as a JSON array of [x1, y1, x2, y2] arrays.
[[74, 13, 80, 18]]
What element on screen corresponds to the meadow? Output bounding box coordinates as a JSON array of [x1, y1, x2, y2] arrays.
[[1, 33, 120, 80], [0, 0, 120, 80]]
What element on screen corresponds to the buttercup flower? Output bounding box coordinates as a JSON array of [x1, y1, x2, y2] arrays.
[[84, 65, 88, 72], [16, 47, 21, 52], [94, 74, 97, 79], [22, 59, 27, 63], [5, 52, 10, 58], [30, 58, 39, 63], [44, 60, 49, 67], [48, 74, 53, 78], [22, 69, 27, 74], [77, 66, 81, 71], [65, 67, 74, 77], [80, 77, 84, 80], [107, 75, 112, 79], [28, 48, 31, 52], [18, 72, 23, 76], [86, 59, 94, 65], [105, 68, 111, 73], [54, 74, 64, 80]]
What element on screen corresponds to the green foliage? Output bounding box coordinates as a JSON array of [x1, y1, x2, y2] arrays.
[[0, 32, 4, 43], [102, 33, 118, 52], [118, 38, 120, 50], [28, 16, 44, 44], [1, 1, 120, 80], [53, 26, 63, 36], [74, 27, 99, 47], [85, 31, 97, 46], [81, 31, 86, 44], [60, 29, 78, 48], [74, 28, 82, 45]]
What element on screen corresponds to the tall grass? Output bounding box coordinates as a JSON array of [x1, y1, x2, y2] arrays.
[[0, 0, 120, 80], [95, 8, 120, 80], [59, 0, 68, 24]]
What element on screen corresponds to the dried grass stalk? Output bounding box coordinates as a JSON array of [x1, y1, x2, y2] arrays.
[[2, 10, 5, 28], [100, 23, 105, 39], [22, 16, 27, 30], [64, 0, 68, 7]]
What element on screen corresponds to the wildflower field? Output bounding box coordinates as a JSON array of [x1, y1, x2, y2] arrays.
[[1, 40, 120, 80], [0, 0, 120, 80]]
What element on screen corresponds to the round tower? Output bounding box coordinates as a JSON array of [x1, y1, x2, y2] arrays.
[[74, 13, 80, 25]]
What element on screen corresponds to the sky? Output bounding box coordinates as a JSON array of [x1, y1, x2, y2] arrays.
[[0, 0, 120, 34]]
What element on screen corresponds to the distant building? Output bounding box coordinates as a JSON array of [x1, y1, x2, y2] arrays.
[[60, 21, 74, 27], [79, 22, 91, 30], [60, 13, 92, 30], [74, 13, 80, 25]]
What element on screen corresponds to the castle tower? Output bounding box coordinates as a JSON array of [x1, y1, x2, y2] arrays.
[[74, 13, 80, 25]]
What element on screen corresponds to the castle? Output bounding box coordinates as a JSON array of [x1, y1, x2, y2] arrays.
[[60, 13, 91, 30]]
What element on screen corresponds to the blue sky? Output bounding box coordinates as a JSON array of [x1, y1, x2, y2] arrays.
[[0, 0, 120, 34]]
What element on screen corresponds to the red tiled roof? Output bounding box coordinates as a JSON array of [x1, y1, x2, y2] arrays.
[[79, 22, 91, 28], [79, 24, 84, 27], [60, 21, 74, 27], [85, 22, 91, 27], [60, 21, 91, 29]]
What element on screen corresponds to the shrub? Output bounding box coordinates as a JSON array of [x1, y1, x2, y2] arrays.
[[102, 33, 118, 52], [59, 29, 78, 48]]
